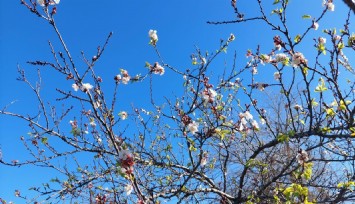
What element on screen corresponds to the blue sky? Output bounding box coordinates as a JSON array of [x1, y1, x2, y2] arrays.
[[0, 0, 353, 202]]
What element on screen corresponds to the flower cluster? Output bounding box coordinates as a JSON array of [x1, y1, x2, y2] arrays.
[[274, 53, 289, 65], [148, 30, 158, 46], [148, 62, 165, 75], [37, 0, 60, 6], [95, 194, 108, 203], [82, 83, 94, 93], [69, 120, 78, 129], [323, 0, 335, 11], [296, 149, 309, 165], [114, 69, 131, 84], [317, 37, 327, 54], [259, 53, 289, 66], [119, 149, 134, 175], [260, 54, 272, 64], [179, 112, 199, 135], [273, 35, 284, 50], [202, 88, 217, 102], [72, 83, 94, 93], [291, 52, 307, 67], [238, 111, 259, 132], [119, 111, 128, 120], [312, 21, 319, 30], [187, 121, 199, 134]]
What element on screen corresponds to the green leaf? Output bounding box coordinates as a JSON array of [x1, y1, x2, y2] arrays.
[[302, 15, 311, 19], [317, 43, 326, 55], [41, 137, 48, 144], [294, 34, 301, 43], [311, 99, 319, 107], [277, 133, 289, 142], [302, 162, 313, 180], [273, 0, 280, 4], [314, 78, 328, 92]]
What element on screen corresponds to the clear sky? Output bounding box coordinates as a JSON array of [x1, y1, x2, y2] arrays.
[[0, 0, 353, 203]]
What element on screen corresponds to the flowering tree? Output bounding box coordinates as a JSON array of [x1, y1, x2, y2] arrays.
[[1, 0, 355, 203]]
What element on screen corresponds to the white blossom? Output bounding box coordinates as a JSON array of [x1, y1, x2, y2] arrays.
[[119, 111, 128, 120], [187, 121, 199, 134], [151, 62, 165, 75], [37, 0, 60, 6], [115, 74, 122, 81], [334, 35, 341, 41], [148, 29, 158, 45], [238, 121, 244, 131], [274, 72, 281, 80], [260, 54, 271, 64], [312, 21, 319, 30], [90, 120, 96, 127], [72, 84, 79, 91], [243, 111, 253, 120], [202, 88, 217, 102], [323, 1, 335, 11], [251, 120, 259, 130], [125, 184, 133, 195], [37, 0, 45, 6], [257, 83, 265, 91], [119, 69, 131, 84], [122, 76, 130, 84], [260, 118, 266, 125], [294, 104, 303, 111], [81, 83, 93, 93], [318, 37, 326, 44], [252, 66, 258, 75], [228, 33, 236, 42], [240, 117, 248, 125], [209, 89, 217, 98], [291, 52, 307, 67], [274, 43, 282, 51], [275, 53, 288, 63], [94, 100, 101, 109], [119, 150, 133, 161], [201, 157, 207, 166], [296, 150, 309, 164]]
